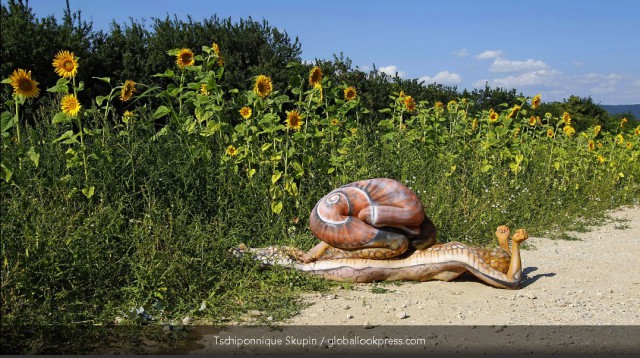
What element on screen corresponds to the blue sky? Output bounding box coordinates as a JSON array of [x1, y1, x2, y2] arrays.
[[19, 0, 640, 104]]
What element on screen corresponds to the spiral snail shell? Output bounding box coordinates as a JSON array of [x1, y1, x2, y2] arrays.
[[306, 178, 436, 262]]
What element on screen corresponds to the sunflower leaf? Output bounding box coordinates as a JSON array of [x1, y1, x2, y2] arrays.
[[27, 146, 40, 168], [52, 112, 71, 124], [92, 77, 111, 85]]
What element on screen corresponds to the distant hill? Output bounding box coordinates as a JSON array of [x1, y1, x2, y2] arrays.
[[599, 104, 640, 119]]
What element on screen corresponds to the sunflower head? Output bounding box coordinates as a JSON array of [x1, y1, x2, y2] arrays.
[[122, 110, 135, 124], [8, 69, 40, 98], [226, 145, 238, 156], [61, 94, 81, 117], [626, 142, 633, 150], [528, 116, 537, 126], [513, 128, 520, 139], [309, 66, 322, 86], [52, 50, 79, 78], [120, 80, 136, 101], [447, 100, 458, 112], [200, 84, 209, 96], [634, 125, 640, 136], [594, 125, 602, 137], [620, 117, 628, 127], [597, 155, 606, 164], [285, 110, 304, 131], [344, 86, 357, 101], [547, 128, 555, 138], [563, 125, 575, 138], [615, 134, 624, 144], [330, 118, 339, 126], [488, 109, 499, 123], [531, 94, 541, 109], [404, 96, 416, 112], [239, 107, 252, 119], [211, 42, 221, 57], [562, 112, 571, 125], [176, 48, 195, 68], [398, 90, 405, 99], [254, 75, 273, 98], [588, 140, 595, 151], [508, 105, 521, 119]]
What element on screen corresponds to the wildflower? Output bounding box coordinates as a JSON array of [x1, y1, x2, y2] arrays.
[[200, 84, 211, 96], [588, 140, 595, 151], [547, 128, 555, 138], [531, 94, 541, 109], [176, 48, 194, 68], [615, 134, 624, 144], [447, 100, 457, 112], [52, 50, 78, 78], [8, 69, 40, 98], [344, 86, 357, 101], [61, 94, 81, 117], [313, 83, 323, 101], [488, 109, 499, 123], [350, 127, 358, 135], [472, 118, 478, 131], [528, 116, 537, 126], [597, 155, 605, 164], [404, 96, 416, 112], [309, 66, 322, 86], [508, 105, 521, 118], [285, 110, 304, 131], [594, 125, 601, 137], [562, 112, 571, 125], [254, 75, 273, 98], [239, 107, 252, 119], [120, 80, 136, 101], [626, 142, 633, 150], [226, 145, 238, 156], [331, 118, 339, 126], [620, 117, 628, 127], [563, 125, 575, 137]]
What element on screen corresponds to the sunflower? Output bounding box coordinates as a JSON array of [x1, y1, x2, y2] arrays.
[[8, 69, 40, 98], [547, 128, 555, 138], [330, 118, 339, 126], [488, 109, 499, 123], [404, 96, 416, 112], [597, 155, 606, 164], [634, 125, 640, 136], [434, 101, 444, 110], [472, 118, 478, 131], [458, 109, 467, 119], [562, 112, 571, 125], [545, 112, 553, 120], [226, 145, 238, 156], [61, 94, 81, 117], [350, 127, 358, 135], [344, 86, 357, 101], [588, 140, 595, 151], [531, 94, 541, 109], [52, 50, 78, 78], [200, 84, 209, 96], [176, 48, 194, 68], [285, 110, 304, 131], [528, 116, 537, 126], [563, 125, 575, 137], [122, 110, 135, 124], [398, 90, 405, 99], [597, 142, 603, 149], [309, 66, 322, 86], [626, 142, 633, 150], [254, 75, 273, 98], [239, 107, 252, 119], [594, 125, 601, 137], [615, 134, 624, 144], [508, 105, 521, 119], [513, 128, 520, 139], [211, 42, 221, 57], [447, 100, 457, 112], [620, 117, 628, 127], [120, 80, 136, 101]]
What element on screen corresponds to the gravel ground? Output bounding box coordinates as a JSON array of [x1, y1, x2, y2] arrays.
[[284, 206, 640, 326]]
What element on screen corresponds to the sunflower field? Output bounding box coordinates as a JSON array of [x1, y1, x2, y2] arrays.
[[1, 40, 639, 352]]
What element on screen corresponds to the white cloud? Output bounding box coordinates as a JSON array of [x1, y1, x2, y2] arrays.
[[419, 71, 462, 85], [489, 58, 549, 73], [579, 73, 622, 83], [489, 69, 562, 88], [475, 50, 503, 60], [473, 79, 489, 88], [452, 48, 469, 57], [590, 86, 616, 94], [632, 79, 640, 87], [378, 65, 406, 78]]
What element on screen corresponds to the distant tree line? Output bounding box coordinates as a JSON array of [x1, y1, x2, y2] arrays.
[[1, 0, 636, 128]]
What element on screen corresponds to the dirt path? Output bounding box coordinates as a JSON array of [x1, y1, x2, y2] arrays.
[[284, 206, 640, 326], [158, 206, 640, 355]]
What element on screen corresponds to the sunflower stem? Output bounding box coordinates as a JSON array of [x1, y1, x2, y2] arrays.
[[14, 99, 21, 144]]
